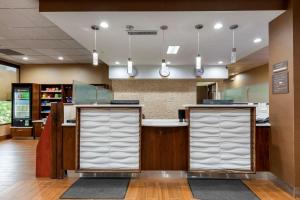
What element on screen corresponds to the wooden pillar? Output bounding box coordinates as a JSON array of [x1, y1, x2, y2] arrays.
[[50, 102, 64, 179], [269, 0, 300, 196]]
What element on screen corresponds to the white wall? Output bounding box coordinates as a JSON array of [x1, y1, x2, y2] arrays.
[[109, 65, 228, 80]]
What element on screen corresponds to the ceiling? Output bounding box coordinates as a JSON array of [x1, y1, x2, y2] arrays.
[[0, 0, 92, 65], [228, 47, 269, 75], [43, 11, 283, 66]]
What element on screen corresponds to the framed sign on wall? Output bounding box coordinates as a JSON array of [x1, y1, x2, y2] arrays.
[[272, 61, 289, 94]]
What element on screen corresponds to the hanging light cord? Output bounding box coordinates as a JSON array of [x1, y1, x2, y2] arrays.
[[232, 29, 235, 49], [128, 33, 132, 59], [161, 29, 165, 59], [197, 30, 200, 55], [94, 29, 97, 51]]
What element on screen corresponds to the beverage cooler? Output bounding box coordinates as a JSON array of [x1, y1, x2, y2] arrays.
[[12, 83, 39, 127]]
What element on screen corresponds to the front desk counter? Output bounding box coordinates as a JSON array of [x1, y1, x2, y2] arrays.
[[61, 120, 270, 172]]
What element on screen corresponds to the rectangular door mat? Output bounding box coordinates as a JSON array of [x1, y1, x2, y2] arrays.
[[60, 177, 130, 199], [188, 179, 260, 200]]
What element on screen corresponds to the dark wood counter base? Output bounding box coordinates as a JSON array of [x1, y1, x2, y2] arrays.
[[61, 125, 270, 172], [141, 126, 188, 171]]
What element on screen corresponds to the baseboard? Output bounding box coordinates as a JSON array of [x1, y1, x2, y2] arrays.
[[0, 134, 12, 141], [268, 173, 300, 198]]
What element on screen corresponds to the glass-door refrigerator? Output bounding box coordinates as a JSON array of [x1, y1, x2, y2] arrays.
[[12, 84, 33, 127]]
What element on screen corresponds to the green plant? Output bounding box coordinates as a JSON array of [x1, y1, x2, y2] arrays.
[[0, 101, 11, 125]]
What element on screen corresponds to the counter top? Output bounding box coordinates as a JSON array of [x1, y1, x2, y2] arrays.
[[256, 123, 271, 127], [62, 123, 76, 127], [75, 104, 143, 108], [184, 104, 256, 108], [142, 119, 188, 127], [61, 121, 270, 127], [32, 120, 44, 123]]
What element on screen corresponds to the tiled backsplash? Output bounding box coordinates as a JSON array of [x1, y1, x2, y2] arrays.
[[112, 80, 197, 119]]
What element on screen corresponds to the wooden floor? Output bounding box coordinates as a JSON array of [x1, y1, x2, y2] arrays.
[[0, 139, 298, 200]]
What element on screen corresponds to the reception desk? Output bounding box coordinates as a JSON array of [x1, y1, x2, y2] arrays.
[[185, 105, 256, 173], [76, 105, 142, 172], [141, 119, 188, 170], [60, 104, 270, 175]]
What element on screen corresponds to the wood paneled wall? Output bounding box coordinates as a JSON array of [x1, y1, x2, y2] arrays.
[[269, 7, 300, 193]]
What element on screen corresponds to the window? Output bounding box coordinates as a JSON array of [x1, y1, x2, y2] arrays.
[[0, 64, 19, 125]]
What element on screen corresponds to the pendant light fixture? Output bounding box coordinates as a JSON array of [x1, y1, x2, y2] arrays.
[[91, 25, 99, 66], [230, 24, 238, 64], [159, 25, 170, 77], [195, 24, 204, 77], [126, 25, 137, 77]]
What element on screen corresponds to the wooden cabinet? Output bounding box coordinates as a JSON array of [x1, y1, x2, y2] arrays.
[[33, 121, 43, 138], [62, 126, 76, 170], [11, 127, 32, 137], [255, 126, 270, 171], [141, 126, 188, 170]]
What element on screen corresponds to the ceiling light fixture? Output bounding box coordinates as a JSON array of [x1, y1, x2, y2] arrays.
[[167, 46, 180, 54], [214, 23, 223, 30], [58, 56, 64, 61], [91, 25, 99, 66], [159, 25, 170, 77], [230, 24, 239, 64], [100, 21, 109, 29], [126, 25, 137, 77], [22, 56, 28, 61], [254, 38, 262, 43], [195, 24, 204, 77], [115, 61, 120, 65], [218, 61, 224, 64]]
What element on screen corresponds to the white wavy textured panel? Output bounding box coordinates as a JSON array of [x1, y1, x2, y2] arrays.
[[190, 108, 251, 171], [80, 108, 140, 170]]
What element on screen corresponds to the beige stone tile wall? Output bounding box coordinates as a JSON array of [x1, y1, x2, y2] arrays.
[[112, 79, 197, 119]]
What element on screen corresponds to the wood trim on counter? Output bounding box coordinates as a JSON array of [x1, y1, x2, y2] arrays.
[[39, 0, 287, 12]]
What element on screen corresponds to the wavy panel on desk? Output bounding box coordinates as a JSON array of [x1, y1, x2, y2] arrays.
[[79, 108, 140, 170], [190, 108, 251, 171]]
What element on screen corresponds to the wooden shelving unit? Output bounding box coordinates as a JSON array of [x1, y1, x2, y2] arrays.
[[39, 84, 73, 119], [40, 84, 63, 119], [38, 83, 111, 119]]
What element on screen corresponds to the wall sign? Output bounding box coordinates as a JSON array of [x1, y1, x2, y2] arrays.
[[273, 60, 288, 73], [272, 61, 289, 94]]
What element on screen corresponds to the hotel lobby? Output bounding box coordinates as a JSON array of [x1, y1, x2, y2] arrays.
[[0, 0, 299, 199]]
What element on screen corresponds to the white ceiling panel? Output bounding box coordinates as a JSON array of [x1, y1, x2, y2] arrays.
[[35, 48, 90, 56], [0, 0, 93, 64], [12, 48, 42, 56], [44, 11, 284, 66], [0, 39, 27, 48], [0, 0, 38, 9], [13, 39, 74, 49], [15, 9, 54, 27]]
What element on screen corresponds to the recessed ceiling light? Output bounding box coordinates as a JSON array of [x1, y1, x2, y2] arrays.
[[254, 38, 262, 43], [100, 21, 109, 29], [22, 56, 28, 61], [218, 61, 224, 64], [58, 56, 64, 60], [115, 61, 120, 65], [167, 46, 180, 54], [214, 23, 223, 30], [166, 61, 171, 65]]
